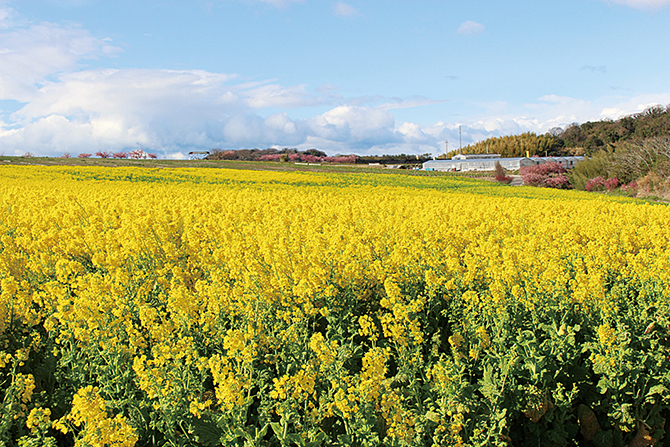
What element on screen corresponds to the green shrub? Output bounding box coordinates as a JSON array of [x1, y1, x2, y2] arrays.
[[569, 151, 612, 190]]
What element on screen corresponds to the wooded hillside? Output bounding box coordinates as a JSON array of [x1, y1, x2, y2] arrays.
[[445, 132, 559, 158], [450, 104, 670, 158]]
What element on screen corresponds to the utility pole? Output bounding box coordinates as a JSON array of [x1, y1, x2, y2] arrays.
[[459, 125, 462, 153], [445, 139, 448, 158]]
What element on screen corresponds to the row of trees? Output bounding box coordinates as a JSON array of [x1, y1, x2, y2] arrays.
[[208, 148, 359, 164], [446, 132, 560, 159], [207, 148, 433, 165], [54, 150, 157, 159]]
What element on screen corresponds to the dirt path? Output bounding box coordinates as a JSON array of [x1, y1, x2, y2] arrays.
[[509, 175, 523, 186]]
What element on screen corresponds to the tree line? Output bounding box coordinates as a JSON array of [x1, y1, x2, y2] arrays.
[[450, 104, 670, 158], [444, 132, 559, 159], [207, 148, 433, 165]]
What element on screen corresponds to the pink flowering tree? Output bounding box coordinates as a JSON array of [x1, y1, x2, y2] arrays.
[[301, 154, 326, 163], [259, 154, 282, 161], [127, 149, 157, 159], [127, 149, 144, 159], [620, 180, 638, 195], [585, 176, 619, 192], [326, 155, 358, 164], [604, 177, 619, 191], [519, 162, 571, 189]]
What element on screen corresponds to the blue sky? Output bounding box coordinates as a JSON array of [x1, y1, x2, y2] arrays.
[[1, 0, 670, 158]]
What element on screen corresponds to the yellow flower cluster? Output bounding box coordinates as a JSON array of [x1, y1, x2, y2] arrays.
[[597, 324, 617, 347], [1, 165, 669, 445], [26, 406, 51, 434], [309, 332, 339, 371], [55, 386, 138, 447]]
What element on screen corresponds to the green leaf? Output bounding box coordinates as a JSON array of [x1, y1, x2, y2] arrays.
[[270, 422, 284, 439], [305, 432, 328, 447], [338, 434, 353, 445], [425, 411, 440, 423], [596, 377, 609, 394], [190, 416, 224, 447], [648, 384, 668, 396], [285, 433, 305, 446]]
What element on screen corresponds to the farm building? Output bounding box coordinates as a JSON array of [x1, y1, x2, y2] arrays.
[[530, 156, 585, 169], [423, 155, 584, 172]]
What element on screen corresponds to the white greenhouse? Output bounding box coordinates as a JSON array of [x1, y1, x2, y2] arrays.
[[423, 155, 584, 172]]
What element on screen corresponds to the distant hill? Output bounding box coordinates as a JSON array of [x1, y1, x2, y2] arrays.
[[449, 104, 670, 158]]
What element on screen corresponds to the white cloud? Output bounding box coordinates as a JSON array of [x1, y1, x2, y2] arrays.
[[1, 68, 241, 154], [167, 151, 187, 160], [598, 0, 670, 9], [457, 20, 485, 35], [397, 122, 431, 144], [243, 83, 323, 108], [0, 21, 121, 101], [334, 2, 359, 17], [307, 105, 397, 145], [265, 113, 296, 134], [0, 6, 13, 29], [597, 94, 670, 119]]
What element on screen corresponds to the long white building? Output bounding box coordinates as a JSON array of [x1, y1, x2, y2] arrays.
[[423, 154, 584, 172]]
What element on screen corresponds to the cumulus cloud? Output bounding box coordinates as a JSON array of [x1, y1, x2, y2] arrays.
[[308, 105, 397, 145], [0, 59, 439, 156], [1, 68, 301, 154], [457, 20, 485, 35], [333, 2, 360, 17], [598, 0, 670, 9], [397, 122, 432, 144]]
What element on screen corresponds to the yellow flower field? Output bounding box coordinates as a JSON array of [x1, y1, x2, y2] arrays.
[[1, 165, 669, 446]]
